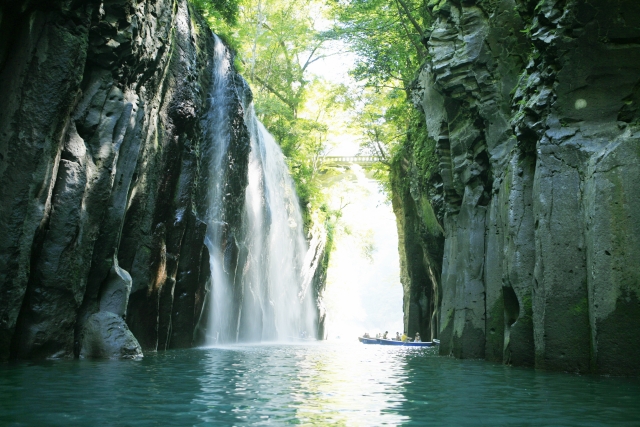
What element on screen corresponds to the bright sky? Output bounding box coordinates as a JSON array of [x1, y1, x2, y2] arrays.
[[321, 166, 404, 341], [302, 17, 405, 340]]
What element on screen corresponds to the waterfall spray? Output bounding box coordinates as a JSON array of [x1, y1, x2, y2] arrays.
[[203, 35, 316, 345]]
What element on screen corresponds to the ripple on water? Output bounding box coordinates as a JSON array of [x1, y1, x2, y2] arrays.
[[1, 342, 639, 426]]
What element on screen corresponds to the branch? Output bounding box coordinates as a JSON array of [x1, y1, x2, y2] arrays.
[[394, 0, 425, 60], [304, 51, 345, 67], [301, 41, 324, 73], [370, 145, 391, 168], [395, 0, 425, 39], [371, 128, 388, 161], [390, 131, 408, 141], [365, 84, 404, 90], [279, 39, 294, 84], [338, 197, 351, 212], [375, 139, 388, 160], [253, 76, 296, 111]]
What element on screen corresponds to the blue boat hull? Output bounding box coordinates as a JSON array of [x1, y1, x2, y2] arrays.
[[377, 339, 435, 347], [401, 341, 435, 347], [358, 337, 378, 344]]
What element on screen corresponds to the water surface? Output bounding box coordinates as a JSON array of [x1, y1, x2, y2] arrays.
[[1, 342, 639, 426]]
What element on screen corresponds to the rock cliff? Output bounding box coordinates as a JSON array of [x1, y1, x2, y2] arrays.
[[399, 0, 640, 375], [0, 0, 251, 360]]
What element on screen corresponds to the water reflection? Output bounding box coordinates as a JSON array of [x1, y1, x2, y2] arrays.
[[194, 344, 417, 425], [1, 343, 639, 426], [291, 345, 409, 425]]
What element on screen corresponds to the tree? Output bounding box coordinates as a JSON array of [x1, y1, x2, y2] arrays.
[[190, 0, 241, 34], [327, 0, 435, 200], [232, 0, 353, 221], [328, 0, 430, 91]]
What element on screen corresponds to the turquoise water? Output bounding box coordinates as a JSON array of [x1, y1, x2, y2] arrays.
[[1, 342, 639, 426]]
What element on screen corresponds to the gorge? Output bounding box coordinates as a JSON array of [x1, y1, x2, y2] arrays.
[[0, 0, 639, 381]]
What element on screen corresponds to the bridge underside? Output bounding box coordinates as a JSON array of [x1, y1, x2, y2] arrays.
[[321, 156, 382, 166]]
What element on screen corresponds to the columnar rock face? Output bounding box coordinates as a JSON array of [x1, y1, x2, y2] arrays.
[[404, 0, 640, 374], [0, 0, 251, 360], [391, 160, 444, 342]]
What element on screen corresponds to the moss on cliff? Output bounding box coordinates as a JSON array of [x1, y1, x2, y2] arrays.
[[388, 99, 444, 340], [403, 0, 640, 374]]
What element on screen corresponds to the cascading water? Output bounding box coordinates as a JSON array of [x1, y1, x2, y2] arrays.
[[202, 35, 316, 345]]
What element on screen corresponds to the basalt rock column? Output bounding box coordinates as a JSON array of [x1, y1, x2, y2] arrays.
[[409, 0, 640, 374], [511, 0, 640, 374], [0, 0, 241, 360]]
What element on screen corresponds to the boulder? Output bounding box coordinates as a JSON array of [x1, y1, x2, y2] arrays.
[[99, 256, 133, 317], [79, 311, 142, 360]]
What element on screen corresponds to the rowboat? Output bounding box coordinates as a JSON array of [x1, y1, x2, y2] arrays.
[[359, 338, 438, 347], [377, 339, 436, 347]]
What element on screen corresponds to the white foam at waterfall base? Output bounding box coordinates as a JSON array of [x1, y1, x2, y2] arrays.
[[203, 35, 316, 345]]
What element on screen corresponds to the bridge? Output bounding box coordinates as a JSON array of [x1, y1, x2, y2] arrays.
[[321, 156, 383, 166]]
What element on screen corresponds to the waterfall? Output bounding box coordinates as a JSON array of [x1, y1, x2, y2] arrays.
[[202, 35, 316, 345]]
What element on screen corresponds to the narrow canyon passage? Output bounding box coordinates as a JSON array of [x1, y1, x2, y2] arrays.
[[321, 165, 404, 340], [1, 0, 640, 424]]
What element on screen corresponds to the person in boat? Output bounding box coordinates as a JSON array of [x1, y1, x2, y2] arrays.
[[414, 332, 421, 343], [395, 332, 401, 341], [401, 333, 412, 342], [382, 331, 389, 339], [363, 332, 370, 338]]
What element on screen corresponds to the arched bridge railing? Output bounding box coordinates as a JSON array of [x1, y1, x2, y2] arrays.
[[321, 156, 383, 165]]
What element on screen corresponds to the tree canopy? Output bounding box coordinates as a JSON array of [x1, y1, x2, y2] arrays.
[[328, 0, 430, 90], [191, 0, 435, 236]]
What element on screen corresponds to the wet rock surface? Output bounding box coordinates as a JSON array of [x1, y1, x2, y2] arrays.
[[99, 257, 133, 317], [402, 0, 640, 374], [391, 161, 443, 343], [0, 0, 251, 360], [79, 311, 142, 360]]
